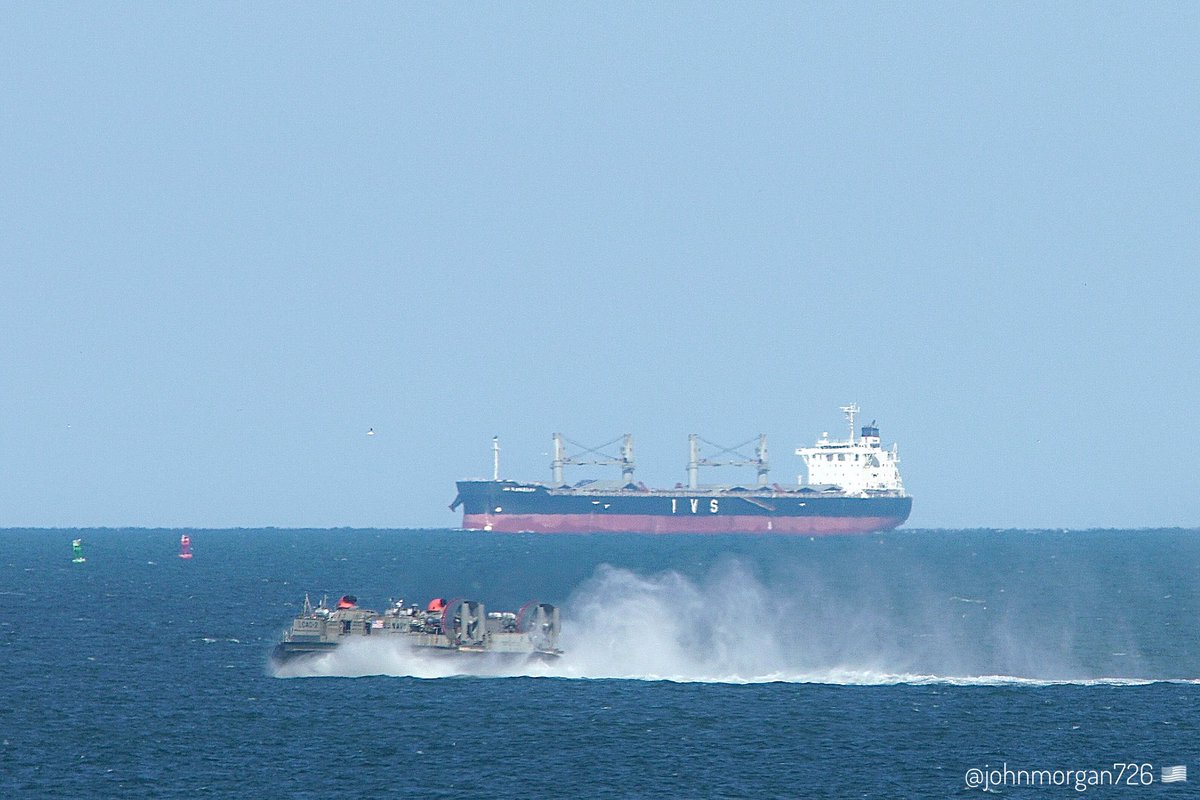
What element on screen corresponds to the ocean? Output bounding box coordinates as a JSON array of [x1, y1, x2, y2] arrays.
[[3, 528, 1198, 798]]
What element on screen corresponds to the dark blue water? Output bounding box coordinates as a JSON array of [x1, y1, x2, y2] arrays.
[[3, 529, 1199, 798]]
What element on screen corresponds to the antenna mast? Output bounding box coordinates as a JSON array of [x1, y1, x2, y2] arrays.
[[841, 403, 859, 444]]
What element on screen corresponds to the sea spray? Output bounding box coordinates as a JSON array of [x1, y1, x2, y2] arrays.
[[276, 555, 1173, 684]]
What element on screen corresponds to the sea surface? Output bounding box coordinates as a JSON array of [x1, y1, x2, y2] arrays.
[[3, 528, 1199, 798]]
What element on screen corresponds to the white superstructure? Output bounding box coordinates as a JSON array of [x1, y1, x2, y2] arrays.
[[795, 404, 905, 495]]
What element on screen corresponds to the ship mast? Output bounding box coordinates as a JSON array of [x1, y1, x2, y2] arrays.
[[621, 435, 634, 483], [549, 434, 635, 484], [551, 433, 565, 484], [841, 403, 859, 444], [687, 434, 770, 489], [688, 435, 700, 489]]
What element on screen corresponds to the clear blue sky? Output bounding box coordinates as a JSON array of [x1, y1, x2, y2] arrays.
[[1, 4, 1196, 529]]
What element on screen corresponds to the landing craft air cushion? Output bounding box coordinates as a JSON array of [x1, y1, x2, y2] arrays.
[[272, 594, 562, 664]]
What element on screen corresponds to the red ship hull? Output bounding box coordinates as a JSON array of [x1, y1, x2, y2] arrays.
[[461, 512, 906, 535]]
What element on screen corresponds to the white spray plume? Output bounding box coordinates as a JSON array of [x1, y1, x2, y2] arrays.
[[274, 559, 1180, 686]]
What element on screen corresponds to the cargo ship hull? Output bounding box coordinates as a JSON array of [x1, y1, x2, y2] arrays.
[[452, 480, 912, 535]]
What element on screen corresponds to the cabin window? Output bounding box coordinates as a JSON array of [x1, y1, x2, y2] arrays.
[[341, 620, 352, 634]]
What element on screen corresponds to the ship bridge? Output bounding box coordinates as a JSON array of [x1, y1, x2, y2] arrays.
[[794, 404, 905, 495]]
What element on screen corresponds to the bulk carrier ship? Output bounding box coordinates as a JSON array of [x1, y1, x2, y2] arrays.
[[450, 405, 912, 535]]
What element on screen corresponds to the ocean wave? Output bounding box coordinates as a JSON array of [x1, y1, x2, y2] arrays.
[[273, 645, 1198, 687]]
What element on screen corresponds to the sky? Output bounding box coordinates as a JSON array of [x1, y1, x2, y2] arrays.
[[1, 4, 1196, 529]]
